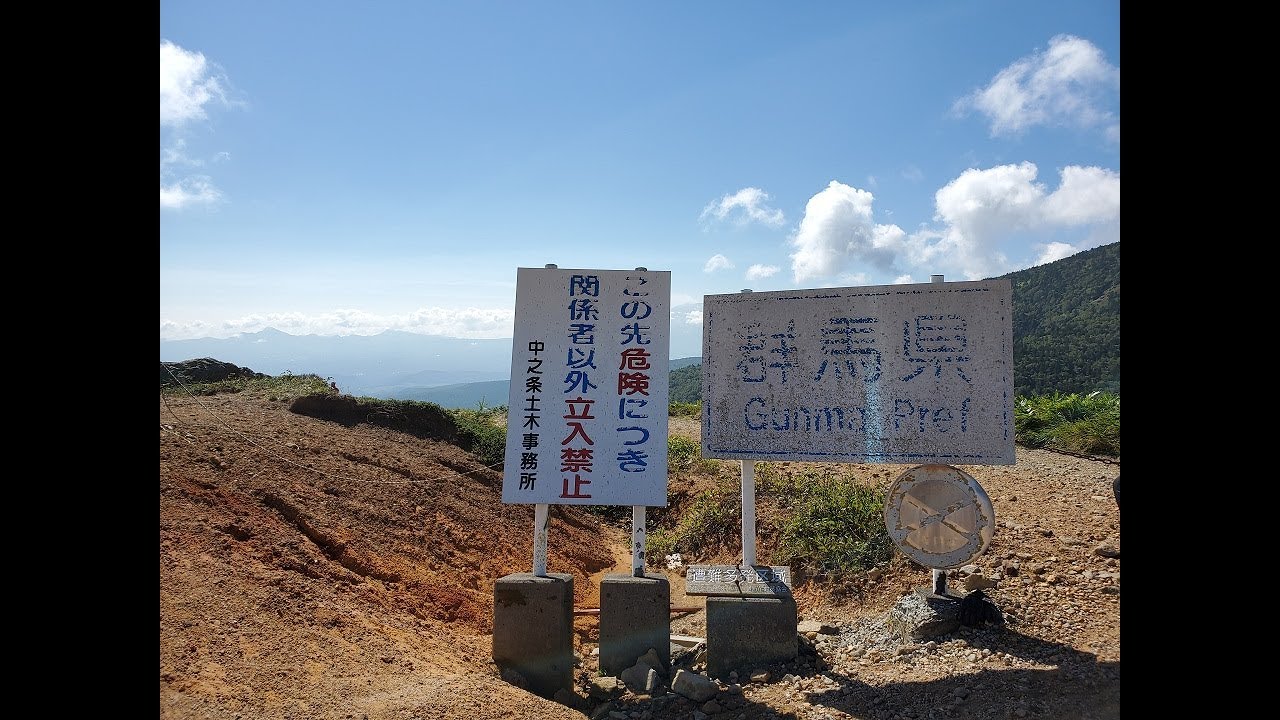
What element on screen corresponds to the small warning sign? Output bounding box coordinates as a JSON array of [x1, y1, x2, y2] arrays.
[[684, 565, 792, 597]]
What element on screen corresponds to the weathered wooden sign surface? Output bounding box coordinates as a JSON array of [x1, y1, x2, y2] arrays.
[[502, 267, 671, 505], [701, 278, 1014, 464], [684, 565, 793, 597]]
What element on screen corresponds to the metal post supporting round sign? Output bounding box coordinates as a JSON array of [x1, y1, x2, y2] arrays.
[[884, 464, 995, 570]]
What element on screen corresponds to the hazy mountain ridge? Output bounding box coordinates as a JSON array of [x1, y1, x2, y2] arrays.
[[388, 380, 510, 407], [160, 321, 705, 406], [160, 329, 513, 398], [390, 356, 703, 407]]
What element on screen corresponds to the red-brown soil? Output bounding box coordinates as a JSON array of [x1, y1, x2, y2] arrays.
[[160, 390, 1119, 719]]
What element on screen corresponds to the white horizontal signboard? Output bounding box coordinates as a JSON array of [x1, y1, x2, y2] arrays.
[[684, 565, 793, 597], [701, 279, 1014, 464], [503, 267, 671, 505]]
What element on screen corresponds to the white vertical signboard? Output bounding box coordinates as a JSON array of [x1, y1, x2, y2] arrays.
[[503, 267, 671, 505], [701, 279, 1014, 464]]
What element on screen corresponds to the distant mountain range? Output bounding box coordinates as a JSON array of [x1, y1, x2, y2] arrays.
[[162, 243, 1117, 405], [388, 356, 703, 408], [160, 327, 703, 405], [160, 328, 513, 399]]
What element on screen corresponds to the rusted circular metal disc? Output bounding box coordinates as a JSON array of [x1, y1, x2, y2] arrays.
[[884, 464, 995, 569]]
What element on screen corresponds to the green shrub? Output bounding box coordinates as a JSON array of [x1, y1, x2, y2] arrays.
[[774, 474, 892, 578], [448, 406, 508, 467], [668, 435, 700, 470], [1015, 391, 1120, 456], [161, 372, 332, 401], [667, 434, 720, 475], [668, 401, 701, 418], [755, 462, 798, 497], [647, 483, 740, 561]]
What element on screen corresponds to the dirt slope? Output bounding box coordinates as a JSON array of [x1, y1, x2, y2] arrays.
[[160, 388, 617, 719], [160, 389, 1119, 719]]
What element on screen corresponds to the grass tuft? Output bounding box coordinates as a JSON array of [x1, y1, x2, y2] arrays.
[[160, 372, 332, 402], [647, 482, 740, 561], [668, 401, 701, 418], [773, 473, 893, 578], [1015, 391, 1120, 456]]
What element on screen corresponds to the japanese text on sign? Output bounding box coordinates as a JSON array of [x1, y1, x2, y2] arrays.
[[503, 268, 671, 505], [684, 564, 793, 597], [701, 279, 1014, 464]]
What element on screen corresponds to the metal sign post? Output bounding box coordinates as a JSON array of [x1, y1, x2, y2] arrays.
[[930, 273, 945, 595], [741, 459, 756, 567], [631, 505, 645, 576], [738, 289, 758, 570], [533, 503, 549, 577]]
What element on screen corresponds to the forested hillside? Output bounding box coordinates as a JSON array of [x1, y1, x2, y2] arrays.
[[669, 363, 702, 404], [1007, 242, 1119, 395]]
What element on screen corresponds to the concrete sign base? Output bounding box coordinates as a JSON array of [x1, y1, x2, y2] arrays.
[[599, 573, 671, 676], [492, 573, 574, 698], [705, 596, 798, 680]]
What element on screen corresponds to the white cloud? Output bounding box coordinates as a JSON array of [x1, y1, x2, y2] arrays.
[[160, 40, 239, 210], [930, 162, 1120, 278], [784, 164, 1118, 284], [866, 175, 878, 189], [161, 139, 200, 168], [901, 165, 924, 182], [933, 162, 1043, 271], [955, 34, 1119, 138], [700, 187, 785, 227], [703, 254, 735, 272], [160, 177, 222, 209], [684, 310, 704, 325], [160, 40, 230, 127], [159, 307, 516, 341], [1041, 165, 1121, 224], [1035, 242, 1077, 265], [745, 264, 780, 281], [788, 181, 907, 283], [893, 274, 915, 284]]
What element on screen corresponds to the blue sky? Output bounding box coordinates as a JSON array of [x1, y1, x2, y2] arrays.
[[160, 1, 1119, 359]]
